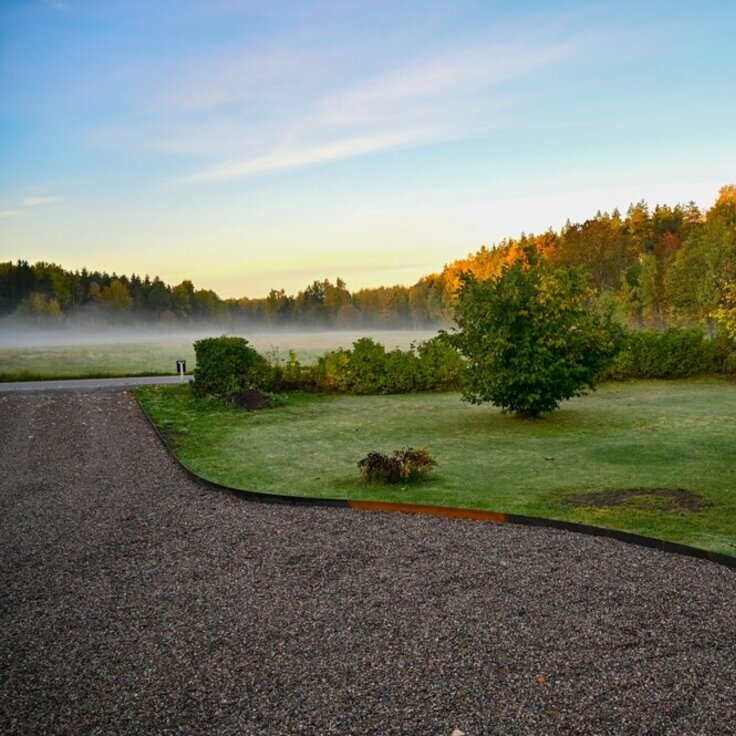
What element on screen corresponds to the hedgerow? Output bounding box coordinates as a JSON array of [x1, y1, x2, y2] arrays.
[[603, 326, 735, 379], [313, 335, 464, 394]]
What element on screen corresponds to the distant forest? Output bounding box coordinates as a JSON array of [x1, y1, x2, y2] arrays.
[[2, 185, 735, 330]]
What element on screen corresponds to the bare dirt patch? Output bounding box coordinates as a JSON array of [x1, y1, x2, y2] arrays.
[[563, 488, 709, 512], [228, 389, 272, 411]]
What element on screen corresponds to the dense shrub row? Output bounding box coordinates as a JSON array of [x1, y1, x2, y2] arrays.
[[192, 334, 464, 399], [192, 328, 734, 402], [604, 327, 736, 379], [265, 335, 464, 394], [312, 335, 464, 394]]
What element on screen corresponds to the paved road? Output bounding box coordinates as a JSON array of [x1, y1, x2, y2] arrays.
[[0, 374, 192, 393]]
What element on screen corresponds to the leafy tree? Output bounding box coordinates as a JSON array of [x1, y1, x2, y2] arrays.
[[666, 213, 736, 326], [409, 274, 448, 326], [335, 302, 361, 327], [0, 260, 34, 314], [638, 253, 663, 326], [294, 280, 328, 323], [100, 279, 133, 311], [323, 277, 352, 317], [17, 291, 62, 317], [33, 262, 72, 308], [263, 288, 293, 324], [452, 249, 621, 417], [713, 280, 736, 340], [171, 279, 194, 316], [554, 212, 633, 292], [192, 288, 227, 319]]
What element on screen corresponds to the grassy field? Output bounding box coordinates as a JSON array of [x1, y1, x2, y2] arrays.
[[0, 329, 435, 381], [135, 378, 736, 556]]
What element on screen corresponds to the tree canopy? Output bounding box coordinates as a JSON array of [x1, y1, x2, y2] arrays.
[[452, 250, 621, 417], [2, 185, 734, 330]]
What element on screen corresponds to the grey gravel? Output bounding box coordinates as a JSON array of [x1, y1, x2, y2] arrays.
[[1, 391, 735, 736]]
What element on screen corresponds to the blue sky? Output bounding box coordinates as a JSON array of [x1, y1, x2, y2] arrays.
[[1, 0, 735, 297]]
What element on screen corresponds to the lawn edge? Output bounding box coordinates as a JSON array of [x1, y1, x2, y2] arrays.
[[134, 391, 736, 570], [0, 370, 178, 383]]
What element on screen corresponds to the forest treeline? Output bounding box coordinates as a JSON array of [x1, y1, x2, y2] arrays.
[[2, 185, 734, 330]]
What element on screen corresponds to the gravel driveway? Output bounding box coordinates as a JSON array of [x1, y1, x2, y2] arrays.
[[1, 390, 734, 735]]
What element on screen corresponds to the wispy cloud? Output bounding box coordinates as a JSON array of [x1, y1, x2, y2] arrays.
[[1, 195, 61, 218], [312, 38, 576, 129], [176, 31, 582, 183], [21, 195, 61, 207], [42, 0, 69, 12], [152, 47, 324, 113], [180, 131, 429, 183], [88, 7, 597, 184]]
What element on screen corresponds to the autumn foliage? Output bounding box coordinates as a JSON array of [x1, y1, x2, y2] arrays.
[[2, 186, 734, 331]]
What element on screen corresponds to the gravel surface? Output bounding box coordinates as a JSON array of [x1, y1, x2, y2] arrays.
[[1, 390, 735, 736]]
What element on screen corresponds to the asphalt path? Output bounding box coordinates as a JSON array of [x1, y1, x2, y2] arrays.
[[0, 374, 192, 393]]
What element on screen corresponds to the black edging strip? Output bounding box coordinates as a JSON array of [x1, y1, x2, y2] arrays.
[[503, 514, 735, 569], [137, 394, 349, 510], [134, 393, 735, 571]]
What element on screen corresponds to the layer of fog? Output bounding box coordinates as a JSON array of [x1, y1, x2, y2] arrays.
[[0, 318, 439, 350]]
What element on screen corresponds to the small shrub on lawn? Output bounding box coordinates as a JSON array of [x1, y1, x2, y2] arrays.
[[393, 447, 438, 481], [358, 447, 437, 484], [357, 451, 402, 483], [192, 336, 270, 398]]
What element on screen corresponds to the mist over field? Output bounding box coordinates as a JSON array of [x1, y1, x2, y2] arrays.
[[0, 317, 439, 380], [0, 318, 437, 351], [0, 321, 226, 348]]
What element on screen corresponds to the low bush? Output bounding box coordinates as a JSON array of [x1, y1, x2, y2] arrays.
[[268, 349, 316, 391], [192, 336, 270, 398], [415, 333, 465, 390], [358, 447, 437, 484], [313, 348, 352, 392], [357, 451, 402, 483], [348, 337, 396, 394], [712, 331, 736, 375]]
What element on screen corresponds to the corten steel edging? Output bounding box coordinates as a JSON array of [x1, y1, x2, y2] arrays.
[[133, 393, 736, 570], [348, 500, 509, 524]]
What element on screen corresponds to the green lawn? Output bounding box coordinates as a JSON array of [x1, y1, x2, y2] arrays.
[[134, 378, 736, 556], [0, 342, 193, 381]]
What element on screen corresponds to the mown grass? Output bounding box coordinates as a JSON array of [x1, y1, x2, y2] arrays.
[[0, 329, 434, 381], [134, 378, 736, 557], [0, 343, 193, 381]]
